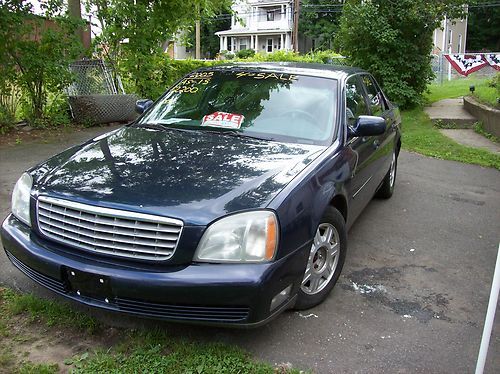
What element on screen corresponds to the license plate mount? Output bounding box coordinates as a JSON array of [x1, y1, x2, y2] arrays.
[[64, 267, 113, 302]]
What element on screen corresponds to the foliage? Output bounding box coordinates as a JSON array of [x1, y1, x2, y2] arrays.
[[0, 1, 83, 127], [0, 84, 22, 132], [300, 0, 343, 50], [402, 108, 500, 169], [473, 122, 499, 143], [132, 49, 347, 100], [239, 49, 347, 64], [488, 73, 500, 95], [466, 0, 500, 52], [73, 331, 282, 373], [86, 0, 231, 98], [236, 48, 256, 59], [336, 0, 467, 108]]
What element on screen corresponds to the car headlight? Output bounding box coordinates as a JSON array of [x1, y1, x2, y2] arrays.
[[11, 172, 32, 226], [194, 211, 278, 263]]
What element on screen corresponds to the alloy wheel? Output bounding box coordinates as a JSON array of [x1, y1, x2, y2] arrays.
[[301, 223, 340, 295]]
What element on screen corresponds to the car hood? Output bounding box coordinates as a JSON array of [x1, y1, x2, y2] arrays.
[[32, 126, 325, 225]]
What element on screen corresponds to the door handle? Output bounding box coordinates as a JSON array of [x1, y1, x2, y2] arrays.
[[373, 139, 380, 149]]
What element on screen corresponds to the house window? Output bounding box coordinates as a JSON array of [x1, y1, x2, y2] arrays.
[[227, 37, 232, 52], [267, 38, 273, 53], [267, 10, 274, 21], [240, 38, 247, 51], [458, 34, 462, 53]]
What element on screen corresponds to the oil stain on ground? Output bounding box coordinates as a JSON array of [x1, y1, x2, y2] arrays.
[[340, 265, 451, 323]]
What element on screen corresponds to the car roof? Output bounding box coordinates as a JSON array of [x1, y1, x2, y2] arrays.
[[202, 62, 367, 80]]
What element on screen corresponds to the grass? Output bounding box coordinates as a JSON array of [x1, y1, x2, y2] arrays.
[[18, 362, 59, 374], [0, 287, 300, 373], [426, 76, 499, 107], [474, 122, 499, 144], [401, 108, 500, 170], [3, 288, 98, 333], [71, 331, 281, 374]]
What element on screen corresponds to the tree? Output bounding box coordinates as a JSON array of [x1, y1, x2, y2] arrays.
[[336, 0, 467, 108], [86, 0, 231, 98], [466, 1, 500, 52], [299, 0, 343, 50], [0, 0, 83, 123]]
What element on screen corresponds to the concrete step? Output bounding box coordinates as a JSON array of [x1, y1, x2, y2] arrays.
[[424, 98, 477, 128]]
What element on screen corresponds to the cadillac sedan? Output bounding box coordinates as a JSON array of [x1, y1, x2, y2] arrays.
[[1, 63, 401, 327]]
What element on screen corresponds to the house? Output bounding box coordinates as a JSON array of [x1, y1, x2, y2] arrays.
[[163, 31, 194, 59], [433, 15, 468, 54], [215, 0, 293, 54]]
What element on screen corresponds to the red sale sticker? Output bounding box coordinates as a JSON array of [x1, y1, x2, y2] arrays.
[[201, 112, 244, 129]]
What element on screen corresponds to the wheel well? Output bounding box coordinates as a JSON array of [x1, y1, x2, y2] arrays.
[[330, 195, 347, 222], [396, 137, 402, 156]]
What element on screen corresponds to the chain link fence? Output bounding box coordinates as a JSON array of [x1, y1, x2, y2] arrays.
[[432, 53, 499, 84], [67, 59, 137, 124]]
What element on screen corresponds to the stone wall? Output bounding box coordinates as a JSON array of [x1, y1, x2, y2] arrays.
[[463, 96, 500, 138]]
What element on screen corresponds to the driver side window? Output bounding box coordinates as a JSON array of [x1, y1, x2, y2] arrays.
[[345, 76, 369, 127]]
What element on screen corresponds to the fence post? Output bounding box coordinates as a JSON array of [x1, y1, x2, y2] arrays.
[[475, 244, 500, 374]]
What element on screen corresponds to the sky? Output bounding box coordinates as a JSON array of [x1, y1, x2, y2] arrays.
[[28, 0, 102, 37]]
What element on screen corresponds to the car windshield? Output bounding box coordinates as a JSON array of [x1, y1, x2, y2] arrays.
[[138, 69, 338, 145]]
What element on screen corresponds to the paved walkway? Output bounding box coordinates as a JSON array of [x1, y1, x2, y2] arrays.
[[424, 98, 476, 127], [425, 98, 500, 154], [440, 129, 500, 154]]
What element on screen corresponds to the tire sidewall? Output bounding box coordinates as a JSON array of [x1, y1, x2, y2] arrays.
[[295, 207, 347, 310]]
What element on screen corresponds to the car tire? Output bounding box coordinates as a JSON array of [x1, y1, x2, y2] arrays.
[[375, 150, 397, 199], [295, 207, 347, 310]]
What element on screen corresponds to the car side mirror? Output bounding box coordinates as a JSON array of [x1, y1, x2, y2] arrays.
[[348, 115, 386, 137], [135, 99, 154, 114]]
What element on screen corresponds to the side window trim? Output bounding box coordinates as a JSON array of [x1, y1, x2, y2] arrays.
[[360, 73, 385, 116], [370, 76, 389, 112]]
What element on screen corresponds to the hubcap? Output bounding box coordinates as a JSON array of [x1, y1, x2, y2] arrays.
[[389, 152, 396, 188], [301, 223, 340, 295]]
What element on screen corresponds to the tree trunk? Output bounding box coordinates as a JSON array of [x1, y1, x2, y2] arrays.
[[68, 0, 84, 46]]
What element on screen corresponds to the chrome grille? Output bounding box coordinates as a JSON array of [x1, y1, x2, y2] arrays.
[[37, 196, 183, 261]]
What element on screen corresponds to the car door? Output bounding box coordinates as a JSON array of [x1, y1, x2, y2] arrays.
[[345, 75, 380, 224], [360, 74, 396, 184]]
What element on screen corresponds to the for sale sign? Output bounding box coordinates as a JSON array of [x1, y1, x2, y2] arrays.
[[201, 112, 244, 129]]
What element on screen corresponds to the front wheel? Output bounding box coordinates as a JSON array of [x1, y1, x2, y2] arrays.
[[295, 207, 347, 310]]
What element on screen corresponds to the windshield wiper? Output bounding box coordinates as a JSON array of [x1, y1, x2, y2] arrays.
[[202, 129, 273, 142], [135, 123, 196, 133]]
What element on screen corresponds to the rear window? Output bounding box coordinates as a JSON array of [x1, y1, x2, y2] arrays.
[[139, 69, 338, 145]]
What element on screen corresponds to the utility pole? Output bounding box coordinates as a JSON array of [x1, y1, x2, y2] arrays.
[[292, 0, 300, 52], [195, 5, 201, 59]]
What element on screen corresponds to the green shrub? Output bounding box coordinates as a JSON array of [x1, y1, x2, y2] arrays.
[[0, 84, 22, 133], [336, 0, 466, 108], [236, 49, 256, 59], [487, 73, 500, 96], [121, 49, 348, 100]]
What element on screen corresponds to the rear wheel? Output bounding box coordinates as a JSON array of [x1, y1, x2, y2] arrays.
[[376, 150, 397, 199], [295, 207, 347, 310]]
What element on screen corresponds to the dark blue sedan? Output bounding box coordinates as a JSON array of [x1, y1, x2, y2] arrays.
[[1, 63, 401, 327]]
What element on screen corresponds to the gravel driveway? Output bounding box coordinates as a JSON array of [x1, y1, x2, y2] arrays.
[[1, 126, 499, 373]]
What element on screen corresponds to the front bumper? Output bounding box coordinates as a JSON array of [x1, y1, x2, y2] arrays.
[[1, 215, 310, 327]]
